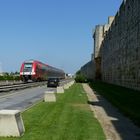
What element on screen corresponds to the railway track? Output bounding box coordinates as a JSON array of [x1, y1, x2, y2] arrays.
[[0, 79, 74, 93], [0, 81, 47, 92]]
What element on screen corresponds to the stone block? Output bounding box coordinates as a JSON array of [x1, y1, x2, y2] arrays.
[[63, 83, 70, 89], [56, 86, 64, 94], [69, 81, 75, 86], [44, 91, 56, 102], [0, 110, 25, 137]]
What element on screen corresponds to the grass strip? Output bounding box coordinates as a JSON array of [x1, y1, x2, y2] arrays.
[[89, 81, 140, 127], [1, 83, 105, 140]]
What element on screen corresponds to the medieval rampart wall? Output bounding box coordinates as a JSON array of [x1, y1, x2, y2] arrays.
[[102, 0, 140, 90]]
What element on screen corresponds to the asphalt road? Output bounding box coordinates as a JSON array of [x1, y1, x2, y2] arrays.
[[0, 85, 56, 111]]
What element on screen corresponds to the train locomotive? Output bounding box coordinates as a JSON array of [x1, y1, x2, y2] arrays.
[[20, 60, 65, 82]]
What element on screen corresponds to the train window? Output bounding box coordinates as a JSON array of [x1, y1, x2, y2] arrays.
[[23, 63, 33, 72], [42, 65, 47, 71], [24, 63, 32, 68]]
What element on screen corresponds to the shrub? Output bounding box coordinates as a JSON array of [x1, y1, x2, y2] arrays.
[[0, 75, 20, 81], [75, 74, 87, 83]]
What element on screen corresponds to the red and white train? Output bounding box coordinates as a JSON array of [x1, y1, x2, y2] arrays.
[[20, 60, 65, 82]]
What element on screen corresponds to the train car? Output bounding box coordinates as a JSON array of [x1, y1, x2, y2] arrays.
[[20, 60, 65, 82]]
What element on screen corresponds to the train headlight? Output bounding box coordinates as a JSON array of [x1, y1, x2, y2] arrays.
[[32, 72, 36, 75], [20, 72, 23, 75]]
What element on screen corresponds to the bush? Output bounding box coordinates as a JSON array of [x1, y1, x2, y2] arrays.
[[0, 75, 20, 81], [75, 74, 87, 83], [0, 76, 5, 80]]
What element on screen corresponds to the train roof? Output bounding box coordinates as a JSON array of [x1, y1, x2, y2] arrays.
[[23, 59, 64, 73], [24, 59, 42, 63]]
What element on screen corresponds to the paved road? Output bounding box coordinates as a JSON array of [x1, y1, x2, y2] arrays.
[[0, 79, 73, 111], [0, 85, 56, 111]]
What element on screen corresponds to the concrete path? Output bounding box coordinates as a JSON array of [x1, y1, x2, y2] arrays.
[[83, 84, 140, 140]]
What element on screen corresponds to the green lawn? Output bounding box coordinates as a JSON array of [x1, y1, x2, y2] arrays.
[[89, 82, 140, 127], [1, 83, 105, 140]]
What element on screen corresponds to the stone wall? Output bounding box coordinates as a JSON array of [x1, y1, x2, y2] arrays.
[[80, 60, 95, 80], [101, 0, 140, 90], [81, 0, 140, 90]]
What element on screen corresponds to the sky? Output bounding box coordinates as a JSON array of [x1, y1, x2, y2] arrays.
[[0, 0, 122, 74]]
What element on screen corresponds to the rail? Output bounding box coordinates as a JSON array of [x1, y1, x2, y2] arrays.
[[0, 81, 47, 92]]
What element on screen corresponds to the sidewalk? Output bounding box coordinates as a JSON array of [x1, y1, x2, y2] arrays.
[[83, 83, 140, 140]]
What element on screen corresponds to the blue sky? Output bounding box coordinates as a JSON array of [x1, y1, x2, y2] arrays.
[[0, 0, 122, 74]]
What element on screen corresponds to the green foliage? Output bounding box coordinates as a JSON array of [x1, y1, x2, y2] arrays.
[[13, 76, 20, 81], [0, 75, 20, 81], [0, 71, 20, 81], [75, 70, 87, 83], [75, 74, 87, 83], [0, 76, 5, 80], [76, 70, 81, 75]]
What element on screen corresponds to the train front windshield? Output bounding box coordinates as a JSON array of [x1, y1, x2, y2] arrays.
[[23, 63, 33, 72]]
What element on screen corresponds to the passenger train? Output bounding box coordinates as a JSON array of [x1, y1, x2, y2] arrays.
[[20, 60, 65, 82]]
